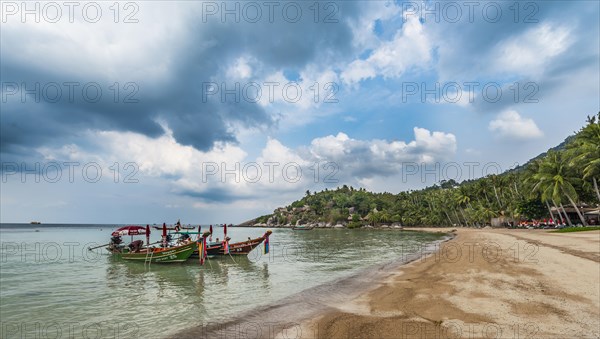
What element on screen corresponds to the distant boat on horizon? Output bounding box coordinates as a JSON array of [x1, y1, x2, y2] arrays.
[[30, 221, 41, 225]]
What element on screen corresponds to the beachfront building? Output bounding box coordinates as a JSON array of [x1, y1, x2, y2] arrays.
[[551, 205, 600, 225]]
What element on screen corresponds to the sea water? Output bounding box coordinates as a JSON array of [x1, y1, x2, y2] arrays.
[[0, 224, 444, 338]]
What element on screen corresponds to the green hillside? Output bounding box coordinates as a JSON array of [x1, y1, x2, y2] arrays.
[[251, 113, 599, 228]]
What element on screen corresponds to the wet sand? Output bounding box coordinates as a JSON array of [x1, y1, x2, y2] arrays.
[[173, 234, 453, 339], [302, 228, 600, 338]]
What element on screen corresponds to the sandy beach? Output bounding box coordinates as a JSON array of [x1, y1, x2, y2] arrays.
[[300, 228, 600, 339]]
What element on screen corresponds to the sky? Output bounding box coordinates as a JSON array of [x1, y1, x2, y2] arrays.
[[1, 0, 599, 224]]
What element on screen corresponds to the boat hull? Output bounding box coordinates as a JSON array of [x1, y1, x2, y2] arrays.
[[191, 236, 265, 258], [109, 242, 196, 263]]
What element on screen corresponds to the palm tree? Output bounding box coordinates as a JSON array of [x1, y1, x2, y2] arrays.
[[366, 211, 380, 226], [379, 211, 390, 224], [532, 151, 587, 226], [474, 203, 497, 225], [454, 187, 473, 226], [568, 113, 600, 201], [489, 174, 503, 207]]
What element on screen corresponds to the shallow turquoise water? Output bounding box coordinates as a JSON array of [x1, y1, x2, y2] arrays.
[[0, 224, 444, 338]]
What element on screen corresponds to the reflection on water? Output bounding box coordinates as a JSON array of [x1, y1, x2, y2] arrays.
[[0, 225, 443, 338]]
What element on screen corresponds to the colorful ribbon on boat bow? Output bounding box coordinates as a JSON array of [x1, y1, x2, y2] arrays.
[[264, 231, 271, 254], [198, 236, 207, 265], [223, 238, 229, 255]]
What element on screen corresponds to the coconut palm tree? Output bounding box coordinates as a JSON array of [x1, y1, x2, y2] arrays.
[[366, 211, 380, 226], [379, 211, 390, 224], [532, 151, 587, 226], [488, 174, 503, 207], [568, 113, 600, 202]]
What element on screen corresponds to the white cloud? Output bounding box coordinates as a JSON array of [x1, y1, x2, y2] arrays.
[[305, 127, 457, 179], [35, 125, 456, 204], [347, 1, 401, 51], [226, 57, 253, 80], [493, 23, 571, 78], [488, 110, 543, 140], [341, 16, 431, 85], [2, 3, 188, 81]]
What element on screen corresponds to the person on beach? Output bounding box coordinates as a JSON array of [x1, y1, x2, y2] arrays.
[[128, 240, 143, 253], [177, 234, 190, 245]]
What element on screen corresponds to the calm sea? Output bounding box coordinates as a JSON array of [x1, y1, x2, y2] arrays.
[[0, 224, 445, 338]]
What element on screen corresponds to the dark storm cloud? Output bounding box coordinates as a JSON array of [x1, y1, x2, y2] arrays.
[[426, 0, 599, 115], [430, 1, 594, 79], [1, 1, 363, 159], [180, 187, 256, 203]]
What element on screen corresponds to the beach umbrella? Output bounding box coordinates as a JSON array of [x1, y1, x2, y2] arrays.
[[111, 226, 147, 237], [146, 225, 150, 245]]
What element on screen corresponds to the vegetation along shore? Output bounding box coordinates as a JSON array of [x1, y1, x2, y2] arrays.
[[245, 114, 599, 230]]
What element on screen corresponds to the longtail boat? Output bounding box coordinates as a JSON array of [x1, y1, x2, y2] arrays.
[[109, 241, 197, 263], [190, 230, 272, 258], [153, 226, 195, 231], [103, 225, 197, 263]]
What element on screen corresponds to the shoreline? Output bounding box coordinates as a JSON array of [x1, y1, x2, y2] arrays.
[[172, 232, 455, 338], [300, 229, 600, 338]]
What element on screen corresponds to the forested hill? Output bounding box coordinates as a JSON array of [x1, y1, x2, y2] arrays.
[[249, 114, 599, 228], [508, 135, 573, 173]]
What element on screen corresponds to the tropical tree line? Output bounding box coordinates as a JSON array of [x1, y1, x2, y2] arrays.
[[255, 114, 599, 227]]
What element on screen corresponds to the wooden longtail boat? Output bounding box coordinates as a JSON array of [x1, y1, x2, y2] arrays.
[[108, 241, 197, 263], [190, 230, 272, 258], [105, 225, 197, 263]]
